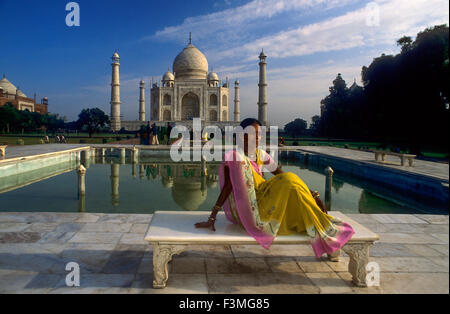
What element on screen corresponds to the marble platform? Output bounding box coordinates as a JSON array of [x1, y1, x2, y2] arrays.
[[0, 212, 448, 294]]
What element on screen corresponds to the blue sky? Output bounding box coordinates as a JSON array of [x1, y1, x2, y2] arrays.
[[0, 0, 448, 128]]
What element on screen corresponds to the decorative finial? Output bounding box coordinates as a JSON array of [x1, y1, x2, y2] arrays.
[[189, 32, 192, 44], [2, 74, 5, 79]]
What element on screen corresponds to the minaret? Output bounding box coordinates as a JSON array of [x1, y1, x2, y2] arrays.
[[110, 164, 120, 207], [234, 80, 240, 122], [258, 49, 268, 127], [110, 52, 121, 131], [139, 80, 145, 122]]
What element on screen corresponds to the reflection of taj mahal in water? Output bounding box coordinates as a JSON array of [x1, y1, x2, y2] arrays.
[[110, 35, 269, 131], [76, 155, 398, 214], [106, 158, 220, 211]]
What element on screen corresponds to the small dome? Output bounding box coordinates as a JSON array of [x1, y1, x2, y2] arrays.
[[0, 76, 27, 97], [163, 70, 175, 81], [208, 72, 219, 81], [173, 43, 208, 80], [235, 80, 240, 85], [113, 52, 119, 59], [162, 177, 174, 188]]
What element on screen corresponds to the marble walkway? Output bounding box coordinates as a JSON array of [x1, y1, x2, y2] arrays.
[[297, 146, 449, 182], [0, 212, 448, 294], [0, 144, 89, 163]]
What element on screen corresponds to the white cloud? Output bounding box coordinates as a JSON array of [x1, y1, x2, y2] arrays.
[[206, 0, 449, 62], [130, 0, 449, 126], [151, 0, 358, 44]]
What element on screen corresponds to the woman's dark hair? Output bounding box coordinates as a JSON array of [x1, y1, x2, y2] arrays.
[[240, 118, 262, 129]]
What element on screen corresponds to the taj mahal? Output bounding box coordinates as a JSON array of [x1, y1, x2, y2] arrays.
[[110, 35, 268, 131]]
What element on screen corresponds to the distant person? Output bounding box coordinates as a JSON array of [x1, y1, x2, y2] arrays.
[[145, 122, 151, 145], [151, 123, 159, 145], [61, 135, 67, 144], [44, 136, 50, 144], [279, 137, 285, 147], [55, 135, 60, 143]]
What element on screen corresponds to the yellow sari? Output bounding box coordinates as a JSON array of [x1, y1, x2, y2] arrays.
[[251, 156, 334, 235], [220, 149, 354, 258]]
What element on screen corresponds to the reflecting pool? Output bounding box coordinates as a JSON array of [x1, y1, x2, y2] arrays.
[[0, 156, 445, 214]]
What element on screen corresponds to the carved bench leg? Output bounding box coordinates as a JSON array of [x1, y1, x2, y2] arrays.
[[401, 157, 405, 166], [408, 158, 413, 167], [152, 243, 187, 289], [327, 249, 340, 262], [342, 243, 371, 287]]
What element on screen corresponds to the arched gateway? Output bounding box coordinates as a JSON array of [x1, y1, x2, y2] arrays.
[[182, 92, 200, 120]]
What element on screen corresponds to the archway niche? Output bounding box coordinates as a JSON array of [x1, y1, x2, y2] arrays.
[[210, 94, 218, 106], [182, 92, 200, 120], [210, 110, 218, 122], [163, 110, 171, 121]]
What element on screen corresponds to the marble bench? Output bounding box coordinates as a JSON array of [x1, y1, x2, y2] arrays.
[[144, 211, 379, 289], [373, 150, 416, 167]]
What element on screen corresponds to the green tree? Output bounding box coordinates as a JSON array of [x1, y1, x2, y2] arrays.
[[310, 115, 321, 134], [318, 73, 350, 137], [0, 104, 65, 134], [284, 118, 308, 137], [76, 108, 110, 137], [314, 24, 448, 155], [0, 103, 20, 133], [397, 36, 413, 53], [362, 24, 449, 153], [46, 113, 65, 134]]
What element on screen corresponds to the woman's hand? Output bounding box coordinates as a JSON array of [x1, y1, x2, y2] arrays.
[[194, 219, 216, 232]]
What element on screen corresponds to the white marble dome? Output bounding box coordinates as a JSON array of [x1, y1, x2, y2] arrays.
[[207, 71, 219, 81], [173, 43, 208, 80], [163, 70, 175, 81], [0, 76, 27, 97]]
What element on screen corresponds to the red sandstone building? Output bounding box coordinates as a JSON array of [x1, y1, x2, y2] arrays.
[[0, 75, 48, 114]]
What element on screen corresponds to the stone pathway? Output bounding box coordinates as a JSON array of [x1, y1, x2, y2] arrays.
[[0, 212, 448, 294], [0, 144, 88, 163], [297, 146, 448, 182]]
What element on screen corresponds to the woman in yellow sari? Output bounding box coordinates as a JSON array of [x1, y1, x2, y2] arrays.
[[195, 118, 354, 258]]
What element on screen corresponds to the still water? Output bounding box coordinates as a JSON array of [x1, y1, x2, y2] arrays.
[[0, 156, 442, 214]]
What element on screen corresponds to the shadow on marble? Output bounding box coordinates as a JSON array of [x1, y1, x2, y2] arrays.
[[207, 272, 319, 294]]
